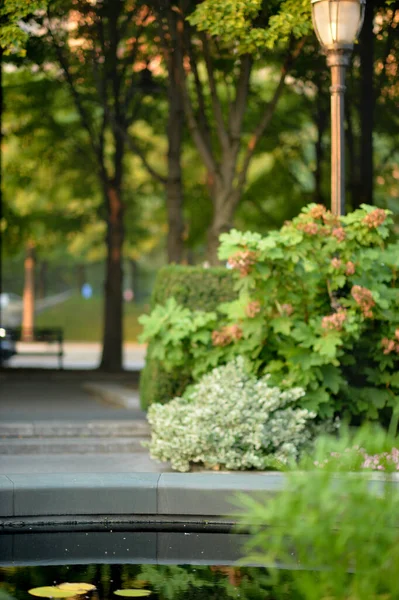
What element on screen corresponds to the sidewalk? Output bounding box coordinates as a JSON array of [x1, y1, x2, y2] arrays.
[[0, 370, 167, 474], [7, 342, 147, 370]]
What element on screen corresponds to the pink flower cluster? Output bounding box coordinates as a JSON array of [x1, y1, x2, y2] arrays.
[[308, 205, 340, 227], [321, 309, 347, 331], [315, 446, 399, 471], [330, 258, 356, 275], [227, 250, 257, 277], [281, 303, 294, 316], [361, 448, 399, 470], [381, 330, 399, 355], [332, 227, 346, 242], [309, 204, 327, 219], [245, 301, 261, 318], [301, 222, 319, 236], [331, 257, 342, 269], [351, 285, 375, 318], [345, 261, 356, 275], [363, 208, 387, 229], [212, 324, 243, 347]]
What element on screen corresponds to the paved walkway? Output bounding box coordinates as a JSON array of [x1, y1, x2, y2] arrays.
[[0, 370, 169, 474], [6, 342, 146, 370], [0, 372, 142, 421]]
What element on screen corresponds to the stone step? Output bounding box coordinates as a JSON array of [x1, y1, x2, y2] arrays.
[[0, 437, 150, 454], [0, 420, 150, 438]]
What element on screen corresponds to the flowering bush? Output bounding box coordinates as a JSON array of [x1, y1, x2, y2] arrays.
[[141, 204, 399, 422], [146, 358, 316, 472]]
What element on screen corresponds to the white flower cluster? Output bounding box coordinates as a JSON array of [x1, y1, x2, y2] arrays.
[[146, 357, 316, 472]]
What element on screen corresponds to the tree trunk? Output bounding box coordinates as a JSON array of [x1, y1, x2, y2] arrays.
[[22, 242, 36, 341], [206, 186, 238, 265], [358, 0, 374, 206], [166, 63, 185, 264], [100, 184, 124, 372]]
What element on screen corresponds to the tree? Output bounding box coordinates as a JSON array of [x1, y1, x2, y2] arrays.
[[0, 1, 48, 331], [22, 0, 165, 370], [152, 0, 310, 263]]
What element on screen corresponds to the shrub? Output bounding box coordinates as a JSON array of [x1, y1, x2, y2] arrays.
[[146, 357, 315, 472], [141, 204, 399, 421], [139, 266, 236, 409], [150, 265, 236, 310]]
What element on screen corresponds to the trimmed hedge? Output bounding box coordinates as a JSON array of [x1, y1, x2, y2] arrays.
[[139, 266, 236, 410], [150, 265, 236, 311]]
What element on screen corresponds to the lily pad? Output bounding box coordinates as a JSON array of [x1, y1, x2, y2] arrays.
[[114, 591, 151, 597], [29, 588, 77, 599], [57, 584, 96, 593]]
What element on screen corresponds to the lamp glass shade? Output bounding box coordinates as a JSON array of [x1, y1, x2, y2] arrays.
[[312, 0, 364, 48]]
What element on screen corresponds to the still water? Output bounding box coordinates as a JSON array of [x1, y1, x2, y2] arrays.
[[0, 562, 294, 600], [0, 531, 296, 599]]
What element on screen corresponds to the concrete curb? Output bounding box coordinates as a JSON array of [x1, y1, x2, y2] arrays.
[[0, 472, 284, 521]]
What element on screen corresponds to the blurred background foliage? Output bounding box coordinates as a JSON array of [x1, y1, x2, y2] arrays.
[[1, 0, 398, 357]]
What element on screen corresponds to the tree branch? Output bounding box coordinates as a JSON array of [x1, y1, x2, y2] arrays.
[[229, 54, 252, 141], [237, 37, 306, 193], [171, 8, 217, 175], [200, 32, 229, 150], [110, 116, 167, 185], [46, 7, 105, 176], [183, 23, 213, 151]]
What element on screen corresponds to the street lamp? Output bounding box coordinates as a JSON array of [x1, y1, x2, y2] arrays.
[[311, 0, 366, 215]]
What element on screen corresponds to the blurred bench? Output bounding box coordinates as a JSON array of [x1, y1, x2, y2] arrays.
[[10, 327, 64, 369]]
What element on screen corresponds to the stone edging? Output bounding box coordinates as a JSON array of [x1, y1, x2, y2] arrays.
[[0, 472, 284, 521]]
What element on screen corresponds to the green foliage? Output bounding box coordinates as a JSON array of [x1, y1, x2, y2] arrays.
[[138, 266, 236, 409], [239, 424, 399, 599], [0, 0, 47, 53], [146, 357, 315, 472], [141, 204, 399, 421], [188, 0, 312, 55], [150, 265, 236, 311]]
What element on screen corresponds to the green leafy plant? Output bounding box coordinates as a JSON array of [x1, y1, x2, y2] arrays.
[[139, 265, 236, 408], [139, 298, 218, 373], [239, 425, 399, 600], [141, 204, 399, 421], [146, 357, 315, 472]]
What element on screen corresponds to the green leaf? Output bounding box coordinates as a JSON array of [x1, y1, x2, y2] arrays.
[[271, 316, 292, 335], [29, 589, 77, 599], [320, 364, 343, 394], [114, 592, 151, 598], [314, 334, 343, 359]]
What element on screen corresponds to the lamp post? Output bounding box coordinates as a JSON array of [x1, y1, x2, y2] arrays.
[[311, 0, 366, 215]]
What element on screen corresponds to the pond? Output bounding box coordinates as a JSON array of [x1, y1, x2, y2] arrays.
[[0, 530, 298, 600]]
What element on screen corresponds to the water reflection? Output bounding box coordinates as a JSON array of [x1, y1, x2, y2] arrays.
[[0, 563, 296, 600]]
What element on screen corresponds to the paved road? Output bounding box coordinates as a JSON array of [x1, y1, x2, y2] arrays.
[[6, 342, 146, 370]]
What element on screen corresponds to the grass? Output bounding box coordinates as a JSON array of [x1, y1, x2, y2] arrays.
[[35, 294, 148, 342]]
